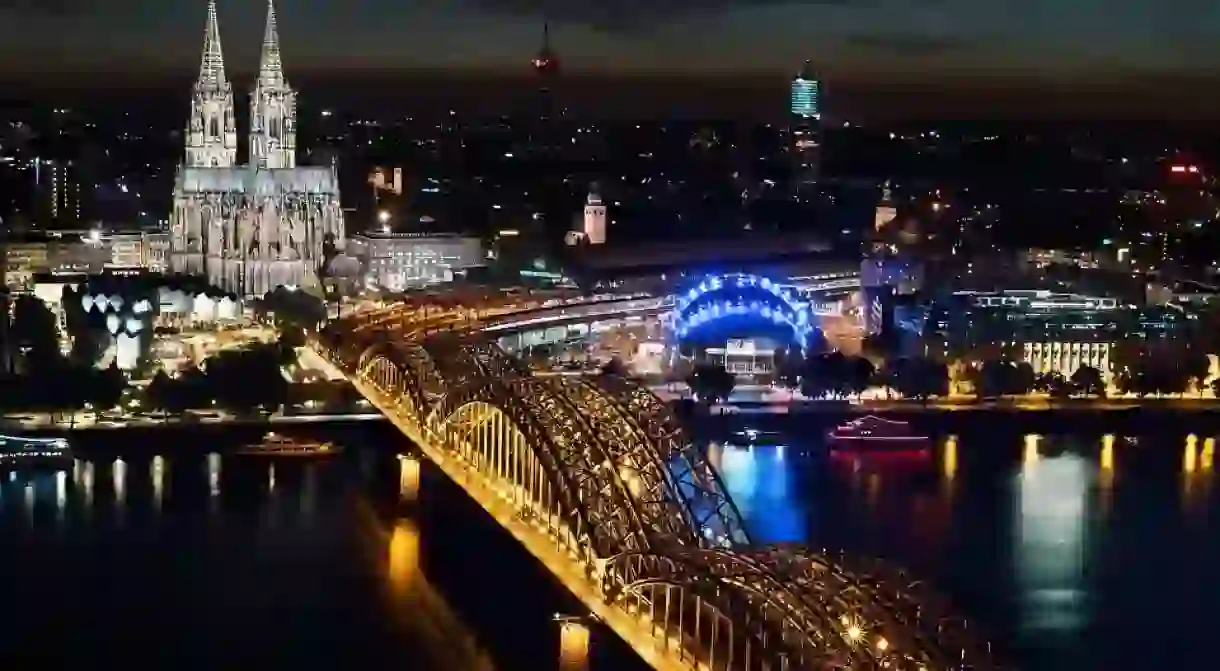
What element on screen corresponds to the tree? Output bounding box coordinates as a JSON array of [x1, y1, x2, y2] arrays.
[[888, 357, 949, 403], [687, 363, 736, 404], [61, 285, 104, 368], [1070, 365, 1106, 398], [1012, 362, 1036, 395], [972, 360, 1026, 399], [146, 369, 174, 420], [773, 346, 804, 389], [600, 357, 629, 377], [1182, 351, 1211, 396], [11, 295, 62, 374], [207, 345, 288, 415], [847, 357, 876, 399], [90, 362, 127, 413]]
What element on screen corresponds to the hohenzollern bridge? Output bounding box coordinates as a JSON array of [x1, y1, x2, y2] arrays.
[[313, 290, 1000, 671]]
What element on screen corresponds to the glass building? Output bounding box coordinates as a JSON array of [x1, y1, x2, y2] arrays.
[[790, 60, 821, 185], [790, 72, 819, 119]]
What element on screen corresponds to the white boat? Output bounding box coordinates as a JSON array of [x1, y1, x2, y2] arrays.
[[0, 434, 72, 468]]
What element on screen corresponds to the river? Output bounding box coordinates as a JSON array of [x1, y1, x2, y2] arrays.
[[0, 423, 1215, 669]]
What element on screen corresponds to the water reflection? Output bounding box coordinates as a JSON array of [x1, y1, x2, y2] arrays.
[[1015, 446, 1089, 638], [151, 455, 165, 512], [1181, 434, 1214, 514], [113, 457, 127, 517], [708, 441, 805, 542], [0, 447, 512, 670], [707, 425, 1220, 670], [943, 435, 958, 481]]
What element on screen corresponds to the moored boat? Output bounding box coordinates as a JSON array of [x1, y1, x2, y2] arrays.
[[235, 432, 341, 459], [826, 415, 931, 452], [0, 434, 73, 468]]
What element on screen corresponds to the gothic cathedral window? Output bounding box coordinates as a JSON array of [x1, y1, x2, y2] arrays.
[[269, 116, 280, 140], [209, 115, 219, 139]]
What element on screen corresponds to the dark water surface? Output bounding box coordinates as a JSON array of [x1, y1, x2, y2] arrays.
[[0, 425, 646, 670], [2, 423, 1216, 670], [709, 428, 1220, 671]]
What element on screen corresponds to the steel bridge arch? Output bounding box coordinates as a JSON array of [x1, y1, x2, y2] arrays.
[[590, 374, 751, 547], [427, 377, 659, 558], [601, 546, 994, 670], [602, 547, 871, 669]]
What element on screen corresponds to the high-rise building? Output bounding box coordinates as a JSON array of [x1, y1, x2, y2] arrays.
[[170, 0, 345, 297], [34, 159, 80, 225], [790, 60, 821, 186]]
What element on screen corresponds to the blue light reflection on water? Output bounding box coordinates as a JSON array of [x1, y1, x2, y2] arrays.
[[708, 442, 807, 543], [703, 430, 1220, 671]]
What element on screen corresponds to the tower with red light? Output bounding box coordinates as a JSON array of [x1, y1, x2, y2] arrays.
[[532, 23, 560, 80]]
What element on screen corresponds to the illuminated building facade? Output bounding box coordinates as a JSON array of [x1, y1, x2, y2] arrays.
[[789, 60, 821, 186], [31, 159, 81, 225], [582, 187, 606, 245], [346, 232, 483, 291], [170, 0, 344, 297], [674, 273, 815, 382], [921, 289, 1189, 378]]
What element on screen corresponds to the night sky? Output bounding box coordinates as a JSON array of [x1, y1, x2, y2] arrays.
[[3, 1, 1220, 118], [3, 0, 1219, 76]]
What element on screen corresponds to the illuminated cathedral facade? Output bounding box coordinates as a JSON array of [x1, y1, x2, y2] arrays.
[[170, 0, 345, 297]]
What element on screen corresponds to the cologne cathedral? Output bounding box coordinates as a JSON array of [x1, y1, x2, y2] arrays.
[[170, 0, 345, 297]]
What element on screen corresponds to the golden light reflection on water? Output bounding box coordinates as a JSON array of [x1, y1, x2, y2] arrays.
[[558, 620, 591, 671], [1023, 434, 1042, 475], [388, 519, 421, 596], [1098, 435, 1115, 515], [943, 435, 958, 481], [1180, 434, 1214, 513], [378, 510, 496, 671]]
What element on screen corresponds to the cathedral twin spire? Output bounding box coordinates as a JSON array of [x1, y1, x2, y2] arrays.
[[198, 0, 227, 90], [186, 0, 295, 170]]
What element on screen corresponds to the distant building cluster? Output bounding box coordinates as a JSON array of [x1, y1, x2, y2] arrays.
[[3, 229, 169, 289], [33, 272, 241, 371], [345, 232, 483, 291]]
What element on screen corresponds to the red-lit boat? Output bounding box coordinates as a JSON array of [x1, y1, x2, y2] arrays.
[[826, 415, 931, 453]]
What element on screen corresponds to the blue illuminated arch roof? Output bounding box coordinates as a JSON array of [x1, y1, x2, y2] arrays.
[[674, 273, 814, 349]]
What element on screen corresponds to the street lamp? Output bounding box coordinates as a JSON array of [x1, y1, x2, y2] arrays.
[[378, 209, 391, 234]]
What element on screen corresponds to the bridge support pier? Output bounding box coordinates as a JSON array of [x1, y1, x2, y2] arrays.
[[397, 453, 421, 503], [555, 613, 593, 671]]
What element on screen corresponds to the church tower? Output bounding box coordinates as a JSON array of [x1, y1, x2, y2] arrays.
[[250, 0, 297, 169], [185, 0, 237, 168], [582, 187, 606, 245]]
